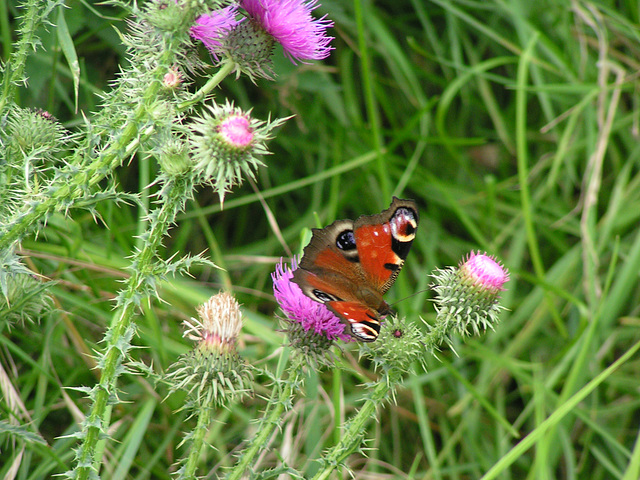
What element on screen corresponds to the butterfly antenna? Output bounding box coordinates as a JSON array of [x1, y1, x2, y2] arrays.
[[388, 288, 431, 308]]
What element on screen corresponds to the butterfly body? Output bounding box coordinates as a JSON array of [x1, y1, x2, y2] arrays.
[[292, 197, 419, 341]]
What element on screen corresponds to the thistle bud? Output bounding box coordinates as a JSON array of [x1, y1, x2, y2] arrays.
[[4, 107, 67, 161], [189, 101, 286, 203], [430, 252, 509, 340], [165, 292, 251, 408], [162, 66, 183, 90]]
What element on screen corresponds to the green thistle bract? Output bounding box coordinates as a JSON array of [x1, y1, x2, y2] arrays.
[[359, 316, 427, 376]]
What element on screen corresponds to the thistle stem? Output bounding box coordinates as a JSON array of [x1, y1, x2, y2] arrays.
[[312, 371, 400, 480], [181, 404, 213, 478], [0, 89, 160, 251], [226, 359, 304, 480], [178, 61, 235, 111], [73, 177, 193, 479]]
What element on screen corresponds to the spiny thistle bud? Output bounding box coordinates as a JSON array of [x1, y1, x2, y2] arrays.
[[430, 251, 509, 342], [3, 107, 68, 162], [0, 270, 52, 326], [144, 0, 195, 33], [156, 137, 192, 177], [359, 316, 427, 378], [192, 0, 334, 80], [272, 258, 352, 363], [189, 101, 286, 203], [164, 292, 252, 408]]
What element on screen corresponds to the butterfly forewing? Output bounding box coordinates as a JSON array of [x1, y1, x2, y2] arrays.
[[354, 198, 419, 293]]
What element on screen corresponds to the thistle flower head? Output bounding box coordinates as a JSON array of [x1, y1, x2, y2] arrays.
[[191, 5, 241, 60], [164, 292, 252, 408], [430, 251, 509, 341], [192, 0, 333, 80], [272, 257, 352, 360], [459, 251, 509, 293], [241, 0, 334, 64], [186, 292, 243, 354], [189, 101, 286, 203]]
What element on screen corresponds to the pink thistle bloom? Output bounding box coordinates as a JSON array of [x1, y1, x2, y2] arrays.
[[272, 257, 352, 342], [191, 5, 240, 58], [459, 252, 509, 293], [241, 0, 334, 64], [218, 115, 254, 148]]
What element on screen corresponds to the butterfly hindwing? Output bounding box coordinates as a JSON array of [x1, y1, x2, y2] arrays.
[[326, 301, 381, 342]]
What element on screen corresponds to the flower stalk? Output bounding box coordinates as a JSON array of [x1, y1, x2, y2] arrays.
[[73, 176, 196, 480], [177, 60, 235, 111], [312, 372, 396, 480], [181, 406, 213, 479], [226, 356, 305, 480]]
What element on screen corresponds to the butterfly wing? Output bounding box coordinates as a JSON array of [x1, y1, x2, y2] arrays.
[[326, 301, 381, 342], [291, 198, 419, 342], [353, 197, 419, 294]]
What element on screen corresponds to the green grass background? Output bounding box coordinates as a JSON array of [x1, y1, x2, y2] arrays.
[[3, 0, 640, 478]]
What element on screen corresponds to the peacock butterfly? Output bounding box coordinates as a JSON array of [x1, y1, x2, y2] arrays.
[[291, 197, 419, 342]]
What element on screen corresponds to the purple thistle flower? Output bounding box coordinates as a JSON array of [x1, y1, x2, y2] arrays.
[[272, 257, 352, 342], [218, 114, 254, 148], [241, 0, 334, 64], [191, 5, 240, 59]]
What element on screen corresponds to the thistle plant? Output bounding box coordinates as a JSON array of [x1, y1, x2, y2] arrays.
[[3, 1, 510, 478], [1, 0, 333, 478]]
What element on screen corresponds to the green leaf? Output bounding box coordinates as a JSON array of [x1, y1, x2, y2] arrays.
[[56, 5, 79, 111]]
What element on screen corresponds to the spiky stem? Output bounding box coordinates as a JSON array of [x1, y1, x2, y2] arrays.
[[0, 60, 168, 252], [181, 404, 213, 479], [311, 369, 401, 480], [0, 0, 64, 112], [225, 358, 304, 480], [73, 175, 194, 479]]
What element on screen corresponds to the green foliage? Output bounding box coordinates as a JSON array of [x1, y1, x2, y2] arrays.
[[2, 0, 640, 479]]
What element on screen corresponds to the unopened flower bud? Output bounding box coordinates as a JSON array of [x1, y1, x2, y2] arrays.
[[163, 66, 183, 89], [430, 252, 509, 340], [189, 101, 286, 203]]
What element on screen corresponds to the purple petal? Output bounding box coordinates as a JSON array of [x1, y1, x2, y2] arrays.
[[241, 0, 334, 64], [191, 6, 240, 55], [272, 257, 352, 341]]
